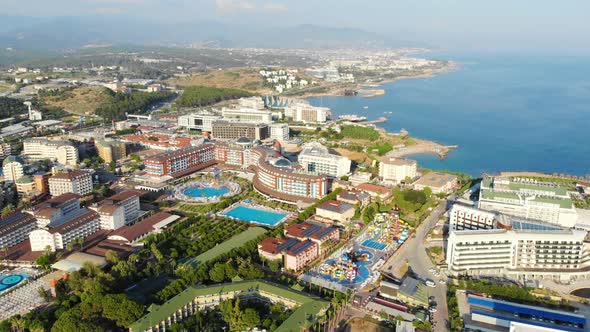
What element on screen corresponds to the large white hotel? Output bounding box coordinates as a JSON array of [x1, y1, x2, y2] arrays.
[[446, 204, 590, 282], [478, 176, 578, 228], [297, 142, 351, 178]]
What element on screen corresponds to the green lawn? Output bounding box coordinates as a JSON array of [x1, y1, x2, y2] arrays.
[[183, 227, 267, 267]]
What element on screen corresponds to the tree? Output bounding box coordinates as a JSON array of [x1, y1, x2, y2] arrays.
[[9, 316, 26, 332], [100, 294, 145, 327], [209, 263, 226, 283], [108, 161, 116, 172], [241, 308, 261, 329], [104, 250, 119, 265], [35, 254, 52, 270], [1, 204, 15, 217]]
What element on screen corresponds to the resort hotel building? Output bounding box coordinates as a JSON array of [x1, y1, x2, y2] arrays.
[[478, 176, 578, 228], [211, 121, 269, 141], [142, 141, 329, 203], [221, 107, 273, 124], [89, 190, 142, 230], [23, 138, 79, 166], [129, 280, 328, 332], [143, 144, 216, 178], [28, 193, 100, 252], [95, 139, 127, 163], [2, 155, 24, 182], [48, 170, 93, 197], [284, 102, 330, 123], [446, 204, 590, 282], [177, 112, 222, 132], [297, 142, 351, 178], [0, 212, 37, 249], [269, 123, 290, 141], [251, 146, 328, 203], [378, 157, 417, 184]]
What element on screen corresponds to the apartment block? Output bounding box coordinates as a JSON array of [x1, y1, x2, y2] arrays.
[[0, 212, 37, 249], [2, 155, 24, 182], [95, 139, 126, 163], [48, 170, 93, 197]]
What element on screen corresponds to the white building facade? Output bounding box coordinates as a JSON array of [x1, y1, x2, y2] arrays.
[[23, 138, 79, 166], [269, 123, 290, 142], [48, 171, 93, 197], [297, 142, 351, 178], [446, 227, 590, 282], [378, 157, 417, 184]]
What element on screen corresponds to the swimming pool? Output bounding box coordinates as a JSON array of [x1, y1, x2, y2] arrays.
[[183, 186, 230, 198], [0, 274, 28, 292], [222, 205, 288, 227], [362, 239, 388, 251]]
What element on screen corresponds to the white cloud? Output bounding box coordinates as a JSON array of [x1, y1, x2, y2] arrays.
[[263, 2, 288, 12], [215, 0, 288, 13], [216, 0, 255, 13]]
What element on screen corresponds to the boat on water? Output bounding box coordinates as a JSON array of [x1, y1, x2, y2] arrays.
[[363, 106, 369, 109], [339, 114, 368, 122]]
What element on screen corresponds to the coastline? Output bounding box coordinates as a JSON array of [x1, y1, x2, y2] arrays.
[[298, 60, 460, 99]]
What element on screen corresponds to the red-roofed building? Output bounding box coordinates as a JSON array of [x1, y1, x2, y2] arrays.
[[107, 212, 179, 245], [122, 133, 192, 151], [315, 200, 355, 224], [48, 170, 93, 197], [355, 183, 392, 199], [257, 237, 319, 272], [144, 144, 216, 178], [284, 222, 339, 254]]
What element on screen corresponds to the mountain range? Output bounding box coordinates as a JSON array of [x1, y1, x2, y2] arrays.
[[0, 15, 424, 50]]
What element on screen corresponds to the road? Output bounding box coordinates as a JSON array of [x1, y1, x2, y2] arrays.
[[381, 199, 450, 332]]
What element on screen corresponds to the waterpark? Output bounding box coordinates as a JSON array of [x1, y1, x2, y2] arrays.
[[218, 200, 293, 227], [361, 212, 410, 251], [301, 210, 412, 291], [174, 179, 241, 203], [318, 250, 374, 285]]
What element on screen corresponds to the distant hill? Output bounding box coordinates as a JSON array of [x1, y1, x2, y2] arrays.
[[0, 15, 424, 50], [41, 86, 113, 116]]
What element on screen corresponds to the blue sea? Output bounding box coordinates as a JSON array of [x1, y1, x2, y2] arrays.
[[308, 54, 590, 177]]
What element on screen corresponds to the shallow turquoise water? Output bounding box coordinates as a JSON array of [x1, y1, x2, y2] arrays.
[[309, 54, 590, 177]]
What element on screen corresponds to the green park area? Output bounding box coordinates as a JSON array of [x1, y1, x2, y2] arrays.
[[183, 227, 268, 268]]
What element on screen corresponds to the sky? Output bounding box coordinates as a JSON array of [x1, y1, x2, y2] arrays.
[[1, 0, 590, 53]]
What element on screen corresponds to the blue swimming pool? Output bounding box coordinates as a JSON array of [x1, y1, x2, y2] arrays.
[[0, 274, 28, 292], [362, 239, 387, 251], [183, 186, 230, 198], [222, 205, 288, 227]]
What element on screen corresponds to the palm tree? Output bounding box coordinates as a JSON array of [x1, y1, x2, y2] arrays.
[[9, 316, 26, 332]]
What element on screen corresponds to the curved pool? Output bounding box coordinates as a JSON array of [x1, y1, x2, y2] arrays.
[[0, 273, 28, 292], [183, 186, 230, 198]]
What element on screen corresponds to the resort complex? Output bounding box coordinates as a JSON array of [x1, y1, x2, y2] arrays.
[[0, 52, 589, 332]]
